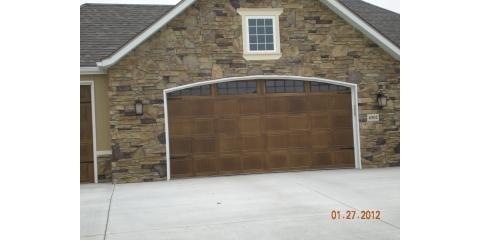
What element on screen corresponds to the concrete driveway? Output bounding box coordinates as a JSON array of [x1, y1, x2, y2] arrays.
[[81, 167, 399, 240]]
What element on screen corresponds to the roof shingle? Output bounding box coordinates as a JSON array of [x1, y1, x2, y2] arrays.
[[80, 3, 173, 67], [338, 0, 400, 47]]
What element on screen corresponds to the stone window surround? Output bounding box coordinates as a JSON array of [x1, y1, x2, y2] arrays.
[[237, 8, 283, 61]]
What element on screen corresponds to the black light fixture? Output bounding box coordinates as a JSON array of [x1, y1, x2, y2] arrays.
[[376, 91, 388, 109], [135, 100, 143, 115]]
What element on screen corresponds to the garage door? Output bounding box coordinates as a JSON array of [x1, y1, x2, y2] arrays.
[[167, 79, 355, 178]]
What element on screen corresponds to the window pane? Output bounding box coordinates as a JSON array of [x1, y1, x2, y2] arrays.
[[217, 81, 257, 95], [218, 82, 227, 89], [249, 35, 257, 43], [257, 19, 265, 26], [285, 80, 294, 87], [266, 80, 275, 87], [248, 19, 256, 26], [249, 27, 256, 34], [265, 43, 273, 50], [250, 44, 257, 51], [227, 82, 236, 88], [238, 81, 246, 88], [266, 35, 273, 43], [218, 88, 227, 95], [265, 19, 273, 26], [258, 35, 266, 43], [257, 27, 265, 34], [258, 44, 266, 50], [265, 27, 273, 34]]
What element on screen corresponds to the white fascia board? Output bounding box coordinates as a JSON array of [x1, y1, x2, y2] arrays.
[[319, 0, 400, 60], [80, 67, 105, 75], [96, 0, 197, 69]]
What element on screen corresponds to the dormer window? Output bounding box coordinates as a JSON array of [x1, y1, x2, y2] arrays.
[[237, 8, 283, 60]]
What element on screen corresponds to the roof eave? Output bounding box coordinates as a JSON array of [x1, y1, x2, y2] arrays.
[[81, 66, 106, 75], [96, 0, 197, 69], [320, 0, 399, 60]]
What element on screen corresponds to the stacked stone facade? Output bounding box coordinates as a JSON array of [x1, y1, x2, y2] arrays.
[[107, 0, 400, 183]]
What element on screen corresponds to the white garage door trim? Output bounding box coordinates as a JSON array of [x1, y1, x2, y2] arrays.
[[163, 75, 362, 180]]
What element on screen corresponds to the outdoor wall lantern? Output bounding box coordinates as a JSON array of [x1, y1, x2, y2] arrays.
[[135, 100, 143, 115], [376, 91, 388, 109]]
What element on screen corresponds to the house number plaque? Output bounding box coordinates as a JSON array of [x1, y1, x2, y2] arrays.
[[367, 114, 380, 122]]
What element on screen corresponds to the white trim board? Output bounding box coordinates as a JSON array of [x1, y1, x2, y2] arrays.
[[80, 81, 98, 184], [95, 0, 399, 69], [163, 75, 362, 181], [80, 67, 105, 75]]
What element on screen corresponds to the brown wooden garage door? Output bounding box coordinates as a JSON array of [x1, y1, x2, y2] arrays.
[[167, 79, 355, 178]]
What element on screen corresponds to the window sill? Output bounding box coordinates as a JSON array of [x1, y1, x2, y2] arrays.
[[243, 53, 282, 61]]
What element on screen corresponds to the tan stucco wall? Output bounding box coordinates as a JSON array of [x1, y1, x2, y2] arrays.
[[80, 74, 112, 151]]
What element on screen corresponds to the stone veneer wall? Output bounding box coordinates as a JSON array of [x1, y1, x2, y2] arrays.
[[97, 154, 112, 183], [107, 0, 400, 183]]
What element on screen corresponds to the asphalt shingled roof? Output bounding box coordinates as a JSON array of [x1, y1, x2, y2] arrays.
[[80, 3, 174, 67], [80, 1, 399, 67], [338, 0, 399, 47]]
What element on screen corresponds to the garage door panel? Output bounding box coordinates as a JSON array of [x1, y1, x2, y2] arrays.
[[311, 113, 331, 129], [217, 118, 237, 135], [171, 157, 193, 177], [288, 114, 309, 130], [312, 151, 333, 167], [169, 100, 192, 116], [218, 137, 239, 152], [194, 154, 217, 175], [265, 115, 287, 132], [266, 97, 289, 113], [333, 94, 351, 109], [218, 154, 242, 173], [267, 133, 289, 149], [190, 99, 214, 116], [333, 129, 354, 147], [192, 137, 216, 153], [170, 119, 193, 136], [289, 151, 311, 168], [331, 113, 353, 129], [215, 99, 238, 116], [240, 98, 265, 115], [309, 95, 334, 111], [333, 150, 355, 166], [241, 135, 265, 151], [242, 153, 265, 171], [239, 116, 262, 134], [171, 137, 192, 154], [311, 130, 331, 149], [288, 96, 309, 113], [266, 151, 289, 170], [193, 118, 215, 135], [289, 131, 311, 148]]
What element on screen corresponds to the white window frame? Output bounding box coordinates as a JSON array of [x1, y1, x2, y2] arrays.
[[237, 8, 283, 60], [245, 16, 277, 54]]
